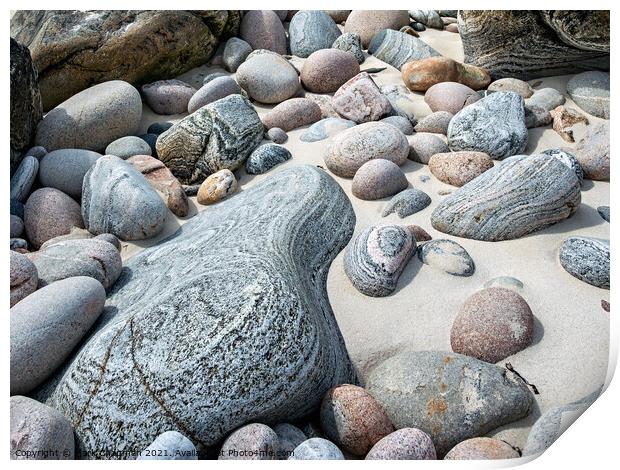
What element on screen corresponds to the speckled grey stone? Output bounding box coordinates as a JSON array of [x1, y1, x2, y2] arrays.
[[408, 133, 449, 164], [448, 92, 528, 160], [267, 127, 288, 144], [10, 276, 106, 395], [37, 165, 356, 458], [344, 224, 417, 297], [289, 438, 344, 460], [408, 10, 443, 28], [380, 84, 418, 126], [138, 431, 198, 460], [300, 117, 356, 142], [525, 87, 565, 111], [365, 428, 436, 460], [105, 136, 152, 160], [381, 188, 431, 218], [431, 156, 581, 241], [418, 239, 475, 277], [245, 144, 292, 175], [597, 206, 609, 222], [414, 111, 453, 134], [10, 156, 39, 202], [141, 79, 196, 115], [289, 10, 341, 58], [352, 159, 408, 200], [332, 32, 365, 64], [368, 29, 439, 70], [380, 115, 414, 135], [187, 76, 241, 114], [559, 236, 609, 289], [366, 350, 533, 457], [539, 149, 584, 184], [274, 424, 306, 460], [82, 155, 168, 241], [156, 94, 263, 184], [10, 250, 38, 307], [524, 105, 553, 128], [219, 423, 279, 460], [39, 149, 102, 199], [566, 71, 609, 119], [10, 215, 24, 239], [223, 37, 252, 73], [236, 53, 300, 104]]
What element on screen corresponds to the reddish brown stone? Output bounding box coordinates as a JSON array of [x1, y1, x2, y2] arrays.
[[332, 72, 392, 124], [550, 105, 589, 143], [300, 49, 360, 93], [410, 225, 432, 242], [261, 98, 322, 131], [402, 57, 490, 92], [424, 82, 481, 114], [239, 10, 287, 55], [428, 151, 494, 187]]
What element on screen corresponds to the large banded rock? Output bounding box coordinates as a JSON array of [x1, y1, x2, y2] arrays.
[[38, 165, 356, 458], [156, 94, 263, 184], [288, 10, 341, 58], [431, 156, 581, 241], [368, 29, 440, 70]]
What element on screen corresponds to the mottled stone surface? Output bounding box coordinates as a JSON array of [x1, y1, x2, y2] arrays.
[[138, 431, 197, 460], [428, 151, 494, 186], [559, 237, 609, 289], [325, 122, 409, 177], [525, 105, 553, 129], [245, 144, 292, 175], [424, 82, 480, 114], [261, 98, 322, 131], [289, 438, 344, 460], [196, 169, 238, 205], [274, 424, 306, 459], [332, 32, 365, 64], [223, 37, 252, 73], [368, 29, 439, 70], [344, 10, 410, 48], [157, 94, 263, 184], [219, 424, 279, 460], [444, 437, 520, 460], [414, 112, 453, 134], [105, 136, 152, 160], [301, 49, 360, 93], [549, 105, 589, 143], [566, 71, 609, 119], [366, 350, 533, 456], [409, 10, 443, 28], [366, 428, 436, 460], [289, 10, 341, 58], [380, 84, 418, 125], [352, 159, 408, 201], [267, 127, 287, 144], [488, 78, 534, 98], [344, 224, 417, 297], [301, 118, 356, 142], [11, 238, 29, 253], [10, 396, 75, 460], [10, 156, 39, 203], [408, 133, 449, 164], [573, 121, 609, 180], [187, 76, 241, 114], [236, 52, 300, 104], [380, 116, 414, 135], [448, 92, 528, 160], [402, 57, 490, 92], [39, 166, 356, 458], [539, 149, 584, 184], [431, 156, 581, 241], [239, 10, 287, 55], [10, 251, 38, 307], [418, 239, 475, 277], [526, 87, 566, 111], [332, 72, 392, 124], [381, 188, 431, 218], [39, 149, 101, 199], [141, 79, 196, 115]]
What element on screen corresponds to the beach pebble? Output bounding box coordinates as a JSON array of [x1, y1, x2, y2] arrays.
[[10, 156, 38, 202], [141, 79, 196, 115], [429, 151, 494, 186], [550, 105, 589, 143], [305, 93, 339, 118], [524, 105, 553, 128], [219, 423, 279, 460], [236, 53, 300, 104], [82, 155, 168, 240], [39, 149, 101, 199], [25, 146, 47, 161], [525, 87, 565, 111], [418, 239, 475, 276], [344, 224, 417, 297], [366, 428, 436, 460], [11, 198, 24, 218], [223, 37, 252, 73], [408, 133, 449, 164], [408, 9, 443, 28], [325, 122, 409, 177], [24, 188, 84, 249], [446, 23, 459, 33], [451, 287, 534, 362], [203, 71, 228, 85], [187, 76, 241, 114], [488, 78, 534, 98], [289, 10, 341, 58], [444, 437, 520, 460], [414, 111, 453, 134], [239, 10, 287, 55], [332, 32, 365, 64], [197, 169, 238, 204], [380, 115, 414, 135], [598, 206, 610, 222], [381, 188, 431, 218], [138, 431, 197, 460], [35, 80, 142, 152], [10, 251, 38, 307], [105, 136, 152, 159], [147, 121, 173, 135], [320, 384, 394, 456], [425, 82, 481, 115], [573, 122, 609, 180], [273, 424, 306, 460], [10, 238, 29, 253], [10, 396, 75, 460], [344, 10, 410, 47], [566, 71, 610, 119], [539, 149, 584, 184], [325, 10, 351, 23], [559, 237, 609, 289], [412, 22, 426, 31], [368, 29, 440, 71], [332, 72, 392, 124], [380, 84, 418, 126], [267, 127, 288, 144], [448, 92, 528, 159], [484, 276, 524, 292], [301, 49, 360, 93], [289, 438, 344, 460], [402, 57, 490, 92], [352, 159, 408, 200], [261, 98, 322, 131], [10, 276, 106, 395], [10, 215, 24, 239], [245, 144, 291, 175], [301, 117, 356, 142]]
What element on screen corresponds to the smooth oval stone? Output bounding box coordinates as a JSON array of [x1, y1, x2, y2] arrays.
[[425, 82, 480, 114], [236, 53, 300, 104], [147, 121, 173, 135], [10, 156, 39, 202], [380, 115, 414, 135], [539, 149, 584, 184], [39, 149, 102, 199], [10, 251, 38, 307], [444, 437, 520, 460], [325, 122, 409, 178], [245, 144, 291, 175], [381, 188, 431, 218], [138, 431, 197, 460], [141, 79, 196, 115], [10, 276, 106, 395], [369, 29, 440, 71], [429, 151, 494, 186], [219, 423, 279, 460], [573, 121, 609, 180], [332, 32, 365, 64], [332, 72, 392, 124], [196, 169, 238, 205], [366, 428, 436, 460], [223, 37, 253, 73], [408, 133, 449, 164], [301, 49, 360, 93], [300, 118, 356, 143], [10, 396, 75, 460], [344, 10, 410, 48], [35, 80, 142, 152], [344, 224, 417, 297], [105, 136, 152, 160], [320, 384, 394, 456], [24, 188, 84, 249], [483, 276, 524, 292], [25, 145, 48, 161], [273, 424, 306, 460], [289, 438, 344, 460], [267, 127, 287, 144], [598, 206, 610, 222], [82, 155, 168, 241], [451, 287, 534, 362], [28, 238, 122, 290], [559, 236, 609, 289], [187, 76, 241, 114], [418, 239, 475, 277], [414, 112, 453, 134], [488, 77, 534, 98], [261, 98, 322, 131], [431, 156, 580, 241], [352, 159, 408, 200], [448, 92, 528, 160], [239, 10, 287, 55], [203, 71, 229, 85], [10, 215, 24, 239], [366, 350, 533, 457], [289, 10, 342, 58], [402, 57, 490, 93], [566, 71, 609, 119], [525, 87, 566, 111], [409, 9, 443, 28]]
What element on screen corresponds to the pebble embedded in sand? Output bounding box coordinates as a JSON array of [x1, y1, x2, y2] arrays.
[[301, 117, 356, 143], [559, 236, 610, 289], [245, 144, 291, 175], [573, 121, 609, 180], [402, 57, 490, 92], [407, 133, 449, 164], [566, 71, 610, 119], [141, 79, 196, 115], [105, 135, 152, 160], [301, 49, 360, 94], [424, 82, 480, 114], [414, 111, 453, 134], [197, 169, 238, 204], [488, 77, 534, 98], [261, 98, 322, 131], [187, 76, 241, 114], [267, 127, 287, 144], [236, 53, 300, 104]]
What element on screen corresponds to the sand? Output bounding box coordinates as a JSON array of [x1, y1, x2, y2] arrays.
[[130, 28, 610, 450]]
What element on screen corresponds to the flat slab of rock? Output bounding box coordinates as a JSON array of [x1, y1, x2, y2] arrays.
[[39, 165, 356, 458], [559, 237, 609, 289]]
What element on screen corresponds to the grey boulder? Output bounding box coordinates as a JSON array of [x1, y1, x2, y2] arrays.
[[105, 136, 152, 159], [289, 10, 341, 58], [39, 149, 102, 199], [566, 71, 610, 119], [10, 155, 39, 203]]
